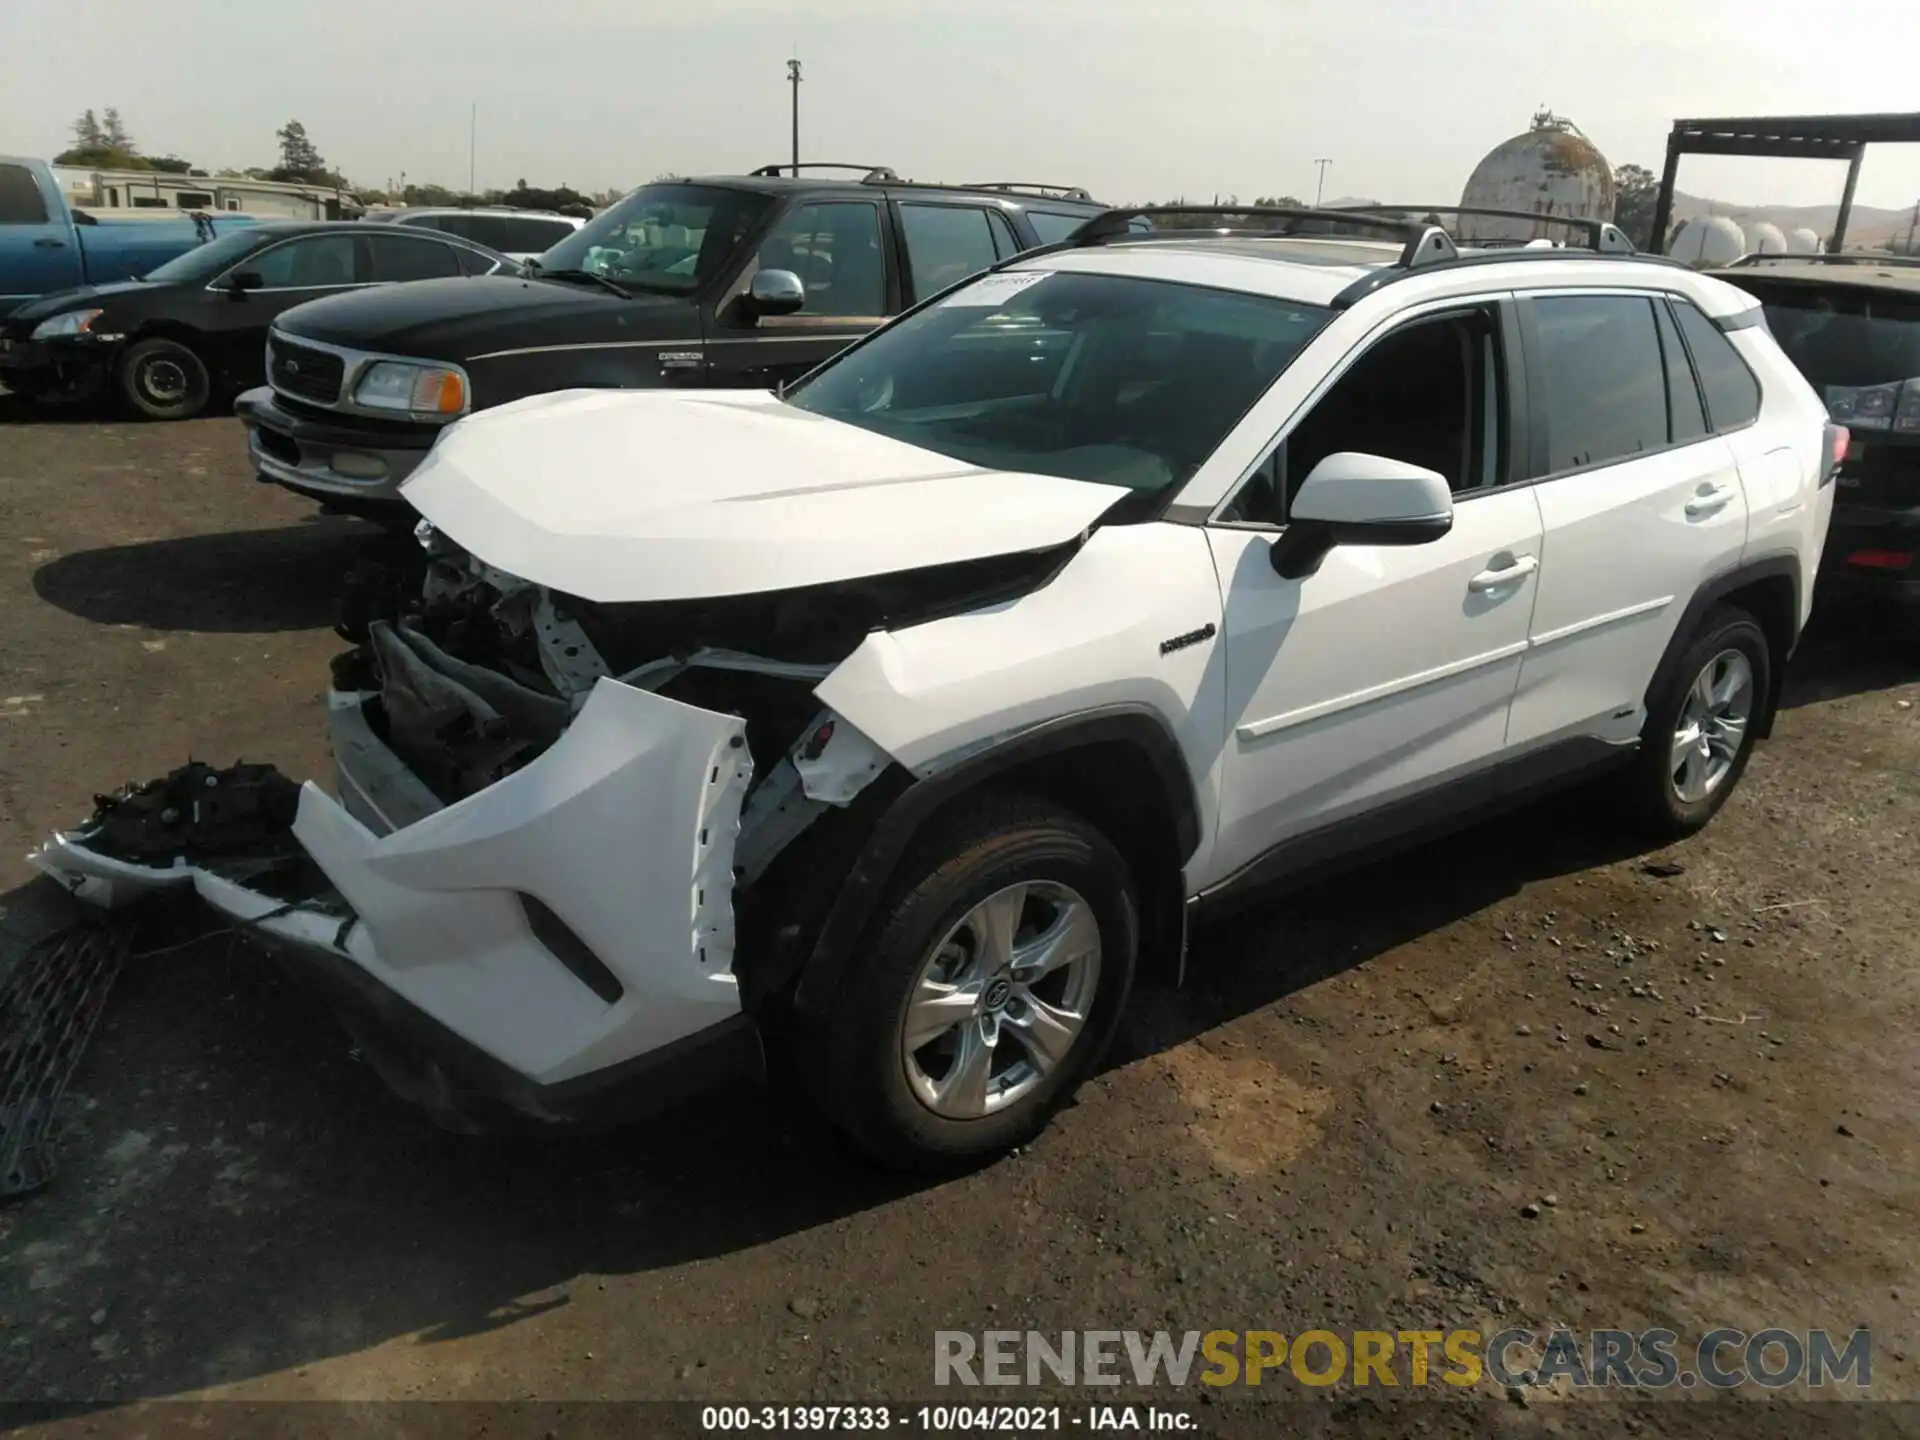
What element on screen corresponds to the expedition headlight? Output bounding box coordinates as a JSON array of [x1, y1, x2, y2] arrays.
[[31, 308, 105, 340], [354, 360, 469, 419]]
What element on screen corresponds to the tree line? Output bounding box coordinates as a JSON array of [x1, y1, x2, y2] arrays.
[[55, 110, 604, 215]]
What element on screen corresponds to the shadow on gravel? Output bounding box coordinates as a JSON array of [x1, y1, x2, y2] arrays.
[[1779, 600, 1920, 710], [31, 519, 413, 634], [2, 576, 1910, 1405]]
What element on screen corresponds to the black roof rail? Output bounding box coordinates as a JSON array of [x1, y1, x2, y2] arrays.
[[963, 181, 1095, 202], [1338, 205, 1636, 253], [749, 162, 900, 182], [1328, 248, 1692, 309], [1727, 251, 1920, 268], [1066, 205, 1460, 268]]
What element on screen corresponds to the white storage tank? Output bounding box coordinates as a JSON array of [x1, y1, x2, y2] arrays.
[[1669, 216, 1746, 268], [1789, 227, 1824, 255], [1459, 109, 1615, 244], [1750, 222, 1789, 255]]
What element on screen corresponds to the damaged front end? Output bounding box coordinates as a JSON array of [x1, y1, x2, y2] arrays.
[[30, 526, 1072, 1132]]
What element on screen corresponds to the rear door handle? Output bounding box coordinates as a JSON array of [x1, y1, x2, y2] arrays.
[[1468, 554, 1539, 591], [1685, 485, 1737, 518], [33, 237, 66, 249]]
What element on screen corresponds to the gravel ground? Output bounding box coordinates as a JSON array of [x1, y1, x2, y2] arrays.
[[2, 398, 1917, 1437]]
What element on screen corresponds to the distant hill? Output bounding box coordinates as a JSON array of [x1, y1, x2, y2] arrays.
[[1658, 191, 1911, 248]]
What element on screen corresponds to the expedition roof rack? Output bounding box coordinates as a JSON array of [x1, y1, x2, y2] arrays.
[[1726, 251, 1920, 268], [962, 182, 1095, 202], [749, 162, 902, 182]]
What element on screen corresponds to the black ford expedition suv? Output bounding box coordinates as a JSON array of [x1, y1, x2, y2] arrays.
[[239, 166, 1106, 517], [1715, 253, 1920, 627]]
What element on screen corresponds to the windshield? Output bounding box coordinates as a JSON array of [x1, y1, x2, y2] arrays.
[[785, 269, 1330, 493], [1747, 280, 1920, 392], [141, 227, 277, 283], [533, 184, 772, 293]]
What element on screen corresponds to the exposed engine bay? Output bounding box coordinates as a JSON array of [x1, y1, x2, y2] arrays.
[[337, 524, 1077, 821]]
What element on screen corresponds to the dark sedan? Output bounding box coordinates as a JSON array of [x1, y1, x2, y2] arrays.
[[0, 221, 516, 419]]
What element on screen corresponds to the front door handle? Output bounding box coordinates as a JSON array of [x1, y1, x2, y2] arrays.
[[1468, 554, 1539, 592], [1685, 485, 1737, 518], [33, 237, 66, 249]]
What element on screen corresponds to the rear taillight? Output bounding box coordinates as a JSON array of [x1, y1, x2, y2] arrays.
[[1820, 422, 1850, 486], [1846, 549, 1914, 572]]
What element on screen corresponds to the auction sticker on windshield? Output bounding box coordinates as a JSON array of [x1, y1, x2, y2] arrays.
[[941, 271, 1051, 307]]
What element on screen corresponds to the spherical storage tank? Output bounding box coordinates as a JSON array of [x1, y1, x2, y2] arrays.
[[1789, 228, 1824, 255], [1669, 216, 1746, 268], [1459, 110, 1615, 244], [1749, 222, 1788, 255]]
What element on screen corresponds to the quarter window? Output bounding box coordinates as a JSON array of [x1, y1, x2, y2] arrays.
[[1529, 295, 1670, 475], [900, 204, 1003, 301], [754, 202, 887, 318], [1672, 298, 1762, 431]]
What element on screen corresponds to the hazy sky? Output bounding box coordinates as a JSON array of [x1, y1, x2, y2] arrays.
[[6, 0, 1918, 212]]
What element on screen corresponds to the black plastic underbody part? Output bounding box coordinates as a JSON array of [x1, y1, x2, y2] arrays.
[[78, 761, 303, 881], [0, 922, 137, 1201]]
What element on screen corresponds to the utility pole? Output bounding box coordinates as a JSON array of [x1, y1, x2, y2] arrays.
[[787, 57, 802, 176], [1313, 158, 1332, 208], [469, 103, 477, 198]]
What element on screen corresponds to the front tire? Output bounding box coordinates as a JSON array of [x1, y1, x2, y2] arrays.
[[116, 337, 211, 420], [804, 794, 1138, 1172], [1621, 605, 1770, 839]]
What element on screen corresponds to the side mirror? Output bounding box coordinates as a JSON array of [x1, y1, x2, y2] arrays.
[[1269, 452, 1453, 579], [227, 271, 264, 298], [744, 268, 806, 319]]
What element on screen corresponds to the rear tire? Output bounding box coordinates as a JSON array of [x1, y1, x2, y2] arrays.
[[802, 793, 1138, 1173], [116, 337, 211, 420], [1620, 606, 1771, 839]]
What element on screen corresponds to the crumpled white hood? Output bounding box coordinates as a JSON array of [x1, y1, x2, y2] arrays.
[[402, 388, 1126, 603]]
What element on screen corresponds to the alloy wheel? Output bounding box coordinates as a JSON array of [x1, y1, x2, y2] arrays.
[[899, 880, 1102, 1120]]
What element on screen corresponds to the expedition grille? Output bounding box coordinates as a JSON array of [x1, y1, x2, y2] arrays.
[[268, 338, 344, 405]]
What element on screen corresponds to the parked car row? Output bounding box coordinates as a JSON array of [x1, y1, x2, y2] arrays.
[[36, 203, 1849, 1171], [1, 220, 520, 418]]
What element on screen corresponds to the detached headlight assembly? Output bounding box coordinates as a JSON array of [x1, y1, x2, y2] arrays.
[[31, 308, 105, 340], [354, 361, 469, 419]]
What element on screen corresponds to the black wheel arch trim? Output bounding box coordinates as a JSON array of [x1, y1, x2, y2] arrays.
[[788, 703, 1201, 1018], [1645, 552, 1801, 741]]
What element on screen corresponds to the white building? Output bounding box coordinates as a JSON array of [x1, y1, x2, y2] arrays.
[[51, 167, 363, 219]]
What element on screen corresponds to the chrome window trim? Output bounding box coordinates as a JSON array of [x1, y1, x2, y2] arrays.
[[265, 328, 473, 422]]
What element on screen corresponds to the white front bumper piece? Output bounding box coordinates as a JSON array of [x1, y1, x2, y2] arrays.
[[31, 675, 758, 1107]]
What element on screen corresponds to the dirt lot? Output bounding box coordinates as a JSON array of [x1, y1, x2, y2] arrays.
[[2, 400, 1918, 1435]]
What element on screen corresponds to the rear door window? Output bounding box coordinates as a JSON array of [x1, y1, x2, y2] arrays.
[[1654, 299, 1708, 443], [1527, 295, 1672, 475], [364, 233, 464, 282], [1025, 210, 1090, 245], [900, 204, 1002, 302], [0, 163, 49, 224], [500, 216, 575, 253]]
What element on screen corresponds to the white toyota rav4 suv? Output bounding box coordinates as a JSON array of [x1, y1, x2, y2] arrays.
[[37, 206, 1842, 1171]]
